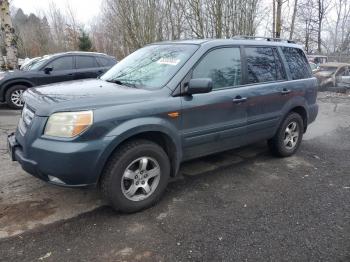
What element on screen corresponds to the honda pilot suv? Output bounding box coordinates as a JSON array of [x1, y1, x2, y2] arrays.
[[8, 38, 318, 213]]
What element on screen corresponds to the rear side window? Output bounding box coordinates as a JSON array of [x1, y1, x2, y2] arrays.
[[96, 56, 115, 67], [76, 56, 98, 69], [245, 47, 286, 84], [281, 47, 312, 80], [192, 47, 241, 89], [46, 56, 73, 71]]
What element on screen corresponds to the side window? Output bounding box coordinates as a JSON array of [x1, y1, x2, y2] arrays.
[[46, 57, 73, 71], [245, 47, 286, 83], [282, 47, 312, 80], [346, 67, 350, 76], [192, 47, 241, 89], [336, 67, 345, 76], [96, 56, 114, 67], [76, 56, 98, 69]]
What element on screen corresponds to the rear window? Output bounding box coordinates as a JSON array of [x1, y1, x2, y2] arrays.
[[76, 56, 98, 69], [282, 47, 312, 80], [245, 47, 286, 83]]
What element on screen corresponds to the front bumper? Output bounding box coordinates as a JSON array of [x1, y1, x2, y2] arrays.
[[8, 133, 40, 178], [8, 131, 113, 187]]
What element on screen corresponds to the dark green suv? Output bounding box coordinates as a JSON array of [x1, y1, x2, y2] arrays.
[[8, 38, 318, 212]]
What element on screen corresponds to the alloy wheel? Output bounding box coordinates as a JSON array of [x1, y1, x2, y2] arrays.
[[121, 157, 161, 201], [283, 121, 299, 150], [10, 89, 25, 107]]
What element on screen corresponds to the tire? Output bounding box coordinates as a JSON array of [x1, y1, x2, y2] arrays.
[[5, 85, 27, 109], [268, 112, 304, 157], [100, 139, 170, 213]]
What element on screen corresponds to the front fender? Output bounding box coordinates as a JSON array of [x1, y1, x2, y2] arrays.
[[0, 78, 35, 101], [96, 117, 182, 179]]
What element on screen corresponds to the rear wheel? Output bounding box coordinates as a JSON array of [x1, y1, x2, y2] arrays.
[[268, 112, 304, 157], [100, 139, 170, 213], [5, 85, 27, 109]]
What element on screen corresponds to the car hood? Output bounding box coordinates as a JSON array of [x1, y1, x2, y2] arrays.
[[0, 69, 37, 81], [24, 79, 163, 116]]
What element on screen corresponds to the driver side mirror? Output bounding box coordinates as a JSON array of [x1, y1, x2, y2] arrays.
[[184, 78, 213, 95], [44, 67, 53, 74]]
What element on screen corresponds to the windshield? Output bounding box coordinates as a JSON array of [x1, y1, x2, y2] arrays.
[[318, 66, 337, 74], [29, 56, 52, 71], [100, 44, 198, 89], [21, 57, 41, 71]]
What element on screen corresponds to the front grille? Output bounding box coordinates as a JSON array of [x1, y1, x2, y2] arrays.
[[18, 104, 35, 135]]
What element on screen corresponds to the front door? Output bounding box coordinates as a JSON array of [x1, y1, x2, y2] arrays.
[[180, 47, 248, 160], [36, 56, 75, 86]]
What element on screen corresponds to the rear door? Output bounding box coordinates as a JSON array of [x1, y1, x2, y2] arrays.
[[181, 47, 249, 160], [242, 46, 289, 141], [74, 55, 104, 80]]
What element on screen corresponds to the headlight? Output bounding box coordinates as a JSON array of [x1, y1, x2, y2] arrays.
[[44, 111, 93, 138]]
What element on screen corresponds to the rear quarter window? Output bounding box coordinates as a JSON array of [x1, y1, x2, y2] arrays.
[[282, 47, 312, 80]]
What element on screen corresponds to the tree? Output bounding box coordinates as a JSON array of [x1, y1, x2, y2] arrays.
[[78, 30, 92, 51], [0, 0, 17, 69], [275, 0, 283, 38], [289, 0, 298, 40], [316, 0, 330, 53]]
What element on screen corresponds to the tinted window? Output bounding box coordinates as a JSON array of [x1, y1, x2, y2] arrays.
[[245, 47, 286, 84], [282, 47, 312, 80], [76, 56, 98, 69], [192, 48, 241, 89], [96, 56, 114, 67], [47, 56, 73, 71]]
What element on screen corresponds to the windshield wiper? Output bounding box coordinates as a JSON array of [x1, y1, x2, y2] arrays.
[[105, 79, 138, 88]]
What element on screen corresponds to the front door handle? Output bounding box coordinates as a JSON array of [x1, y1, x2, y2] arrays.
[[281, 88, 291, 95], [232, 96, 247, 104]]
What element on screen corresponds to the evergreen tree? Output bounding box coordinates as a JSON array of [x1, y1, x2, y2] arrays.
[[78, 30, 92, 51]]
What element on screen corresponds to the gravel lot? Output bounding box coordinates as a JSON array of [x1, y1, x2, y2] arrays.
[[0, 92, 349, 261]]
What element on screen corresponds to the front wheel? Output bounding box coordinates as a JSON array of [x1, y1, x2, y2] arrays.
[[100, 140, 170, 213], [268, 112, 304, 157], [5, 85, 27, 109]]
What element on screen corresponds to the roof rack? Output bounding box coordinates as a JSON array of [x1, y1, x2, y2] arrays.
[[231, 35, 296, 44]]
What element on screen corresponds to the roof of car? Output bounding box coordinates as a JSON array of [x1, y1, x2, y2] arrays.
[[152, 38, 301, 48], [48, 51, 114, 58]]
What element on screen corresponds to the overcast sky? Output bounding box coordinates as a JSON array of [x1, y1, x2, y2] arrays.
[[11, 0, 102, 25]]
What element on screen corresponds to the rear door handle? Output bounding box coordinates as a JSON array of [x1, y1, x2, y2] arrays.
[[232, 96, 247, 104], [281, 89, 291, 95]]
